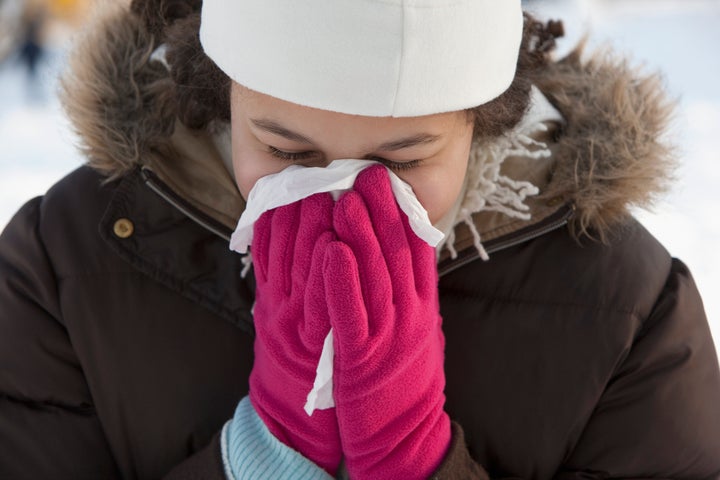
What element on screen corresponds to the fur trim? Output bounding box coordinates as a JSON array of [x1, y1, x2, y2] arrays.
[[60, 4, 177, 182], [534, 43, 677, 241], [60, 5, 678, 244]]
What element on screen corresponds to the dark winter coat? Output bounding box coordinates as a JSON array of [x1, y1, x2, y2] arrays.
[[1, 5, 720, 480]]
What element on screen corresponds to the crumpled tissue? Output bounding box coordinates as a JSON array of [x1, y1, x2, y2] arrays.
[[229, 159, 444, 415]]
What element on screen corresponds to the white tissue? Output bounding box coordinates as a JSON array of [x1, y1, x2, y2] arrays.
[[229, 159, 444, 254], [231, 159, 444, 415], [304, 328, 335, 415]]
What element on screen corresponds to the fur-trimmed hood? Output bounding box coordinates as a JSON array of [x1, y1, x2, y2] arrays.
[[60, 4, 676, 256]]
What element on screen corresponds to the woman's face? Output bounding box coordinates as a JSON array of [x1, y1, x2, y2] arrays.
[[230, 83, 474, 224]]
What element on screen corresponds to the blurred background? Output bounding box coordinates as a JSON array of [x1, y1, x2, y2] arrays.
[[1, 0, 719, 349]]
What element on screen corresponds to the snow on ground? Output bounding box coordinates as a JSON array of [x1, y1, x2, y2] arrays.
[[1, 1, 720, 349], [0, 47, 82, 224]]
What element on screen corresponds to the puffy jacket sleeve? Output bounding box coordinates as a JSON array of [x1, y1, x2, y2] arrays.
[[432, 259, 720, 480], [163, 433, 226, 479], [0, 197, 235, 480], [0, 197, 122, 479]]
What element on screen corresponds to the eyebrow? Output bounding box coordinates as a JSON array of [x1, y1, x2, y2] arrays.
[[376, 133, 441, 152], [250, 118, 314, 144], [250, 118, 441, 151]]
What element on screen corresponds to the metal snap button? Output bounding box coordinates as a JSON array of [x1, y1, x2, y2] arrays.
[[113, 218, 134, 239]]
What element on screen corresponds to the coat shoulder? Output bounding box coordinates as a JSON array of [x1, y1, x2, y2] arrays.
[[28, 166, 131, 280], [441, 219, 673, 325], [440, 219, 720, 479]]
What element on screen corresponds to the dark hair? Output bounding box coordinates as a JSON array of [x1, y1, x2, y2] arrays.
[[130, 0, 562, 135], [469, 16, 564, 138]]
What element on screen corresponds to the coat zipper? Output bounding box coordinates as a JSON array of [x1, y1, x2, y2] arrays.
[[438, 203, 575, 278], [140, 167, 233, 242]]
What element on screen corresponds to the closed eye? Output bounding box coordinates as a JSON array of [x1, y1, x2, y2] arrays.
[[268, 146, 317, 162], [268, 147, 422, 170], [367, 157, 423, 171]]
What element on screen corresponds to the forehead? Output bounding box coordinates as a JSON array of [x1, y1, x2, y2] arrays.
[[231, 83, 466, 137]]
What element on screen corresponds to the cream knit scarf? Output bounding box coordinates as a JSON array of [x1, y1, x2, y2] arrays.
[[437, 85, 564, 261]]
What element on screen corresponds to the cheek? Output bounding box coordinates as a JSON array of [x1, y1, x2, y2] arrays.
[[411, 166, 466, 225], [403, 148, 470, 224], [231, 149, 262, 199], [231, 126, 283, 199]]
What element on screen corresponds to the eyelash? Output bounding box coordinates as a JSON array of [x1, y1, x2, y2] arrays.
[[381, 158, 422, 171], [267, 146, 422, 170], [267, 146, 316, 162]]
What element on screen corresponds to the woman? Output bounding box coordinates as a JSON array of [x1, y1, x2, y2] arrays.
[[0, 0, 719, 478]]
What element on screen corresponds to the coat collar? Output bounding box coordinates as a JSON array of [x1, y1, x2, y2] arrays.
[[99, 167, 255, 334]]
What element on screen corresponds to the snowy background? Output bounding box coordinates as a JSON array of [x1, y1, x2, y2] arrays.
[[1, 0, 719, 350]]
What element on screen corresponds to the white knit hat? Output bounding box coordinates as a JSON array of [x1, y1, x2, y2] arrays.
[[200, 0, 523, 117]]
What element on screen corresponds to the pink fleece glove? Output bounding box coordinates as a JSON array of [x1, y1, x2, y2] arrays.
[[248, 193, 341, 475], [321, 165, 451, 479]]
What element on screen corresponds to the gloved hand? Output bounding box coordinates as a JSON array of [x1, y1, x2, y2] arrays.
[[321, 165, 452, 479], [248, 193, 341, 475]]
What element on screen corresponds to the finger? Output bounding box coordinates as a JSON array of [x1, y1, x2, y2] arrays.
[[292, 192, 334, 293], [251, 209, 274, 284], [333, 190, 393, 324], [267, 201, 302, 296], [303, 230, 336, 349], [401, 209, 439, 299], [352, 165, 415, 300], [322, 241, 369, 348]]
